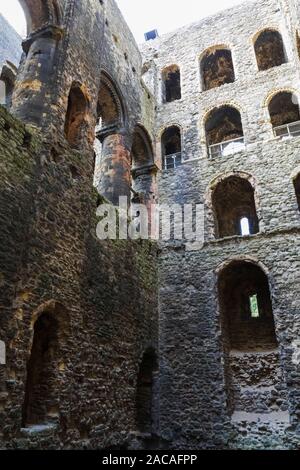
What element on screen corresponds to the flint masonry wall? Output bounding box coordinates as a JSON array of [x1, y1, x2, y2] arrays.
[[142, 0, 300, 449]]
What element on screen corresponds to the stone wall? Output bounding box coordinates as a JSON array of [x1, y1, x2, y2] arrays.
[[0, 0, 158, 448], [1, 0, 300, 451], [142, 0, 300, 449], [0, 14, 22, 71]]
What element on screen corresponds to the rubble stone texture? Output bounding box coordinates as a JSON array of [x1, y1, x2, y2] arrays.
[[0, 0, 300, 450]]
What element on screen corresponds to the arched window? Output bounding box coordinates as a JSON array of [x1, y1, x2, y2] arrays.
[[205, 106, 244, 158], [294, 173, 300, 211], [162, 65, 181, 103], [161, 126, 182, 170], [131, 125, 157, 204], [136, 349, 158, 434], [94, 72, 125, 188], [22, 313, 58, 427], [0, 64, 16, 109], [218, 261, 288, 419], [200, 47, 235, 91], [132, 126, 154, 171], [254, 29, 286, 71], [22, 302, 68, 428], [212, 176, 259, 238], [64, 82, 89, 149], [297, 32, 300, 60], [18, 0, 61, 35], [268, 92, 300, 138]]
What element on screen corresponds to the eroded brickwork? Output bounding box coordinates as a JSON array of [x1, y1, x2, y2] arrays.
[[142, 0, 300, 450]]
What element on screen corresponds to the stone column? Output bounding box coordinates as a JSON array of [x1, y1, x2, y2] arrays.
[[132, 164, 158, 237], [132, 165, 158, 207], [12, 25, 64, 126], [97, 127, 132, 206]]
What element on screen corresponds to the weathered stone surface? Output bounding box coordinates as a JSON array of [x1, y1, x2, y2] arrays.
[[1, 0, 300, 451]]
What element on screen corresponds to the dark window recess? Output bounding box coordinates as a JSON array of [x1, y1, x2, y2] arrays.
[[161, 126, 182, 170], [136, 350, 157, 434], [201, 48, 235, 91], [162, 66, 181, 103], [269, 92, 300, 132], [64, 83, 88, 149], [254, 29, 286, 71], [294, 174, 300, 211], [212, 176, 259, 238], [22, 313, 59, 427], [145, 30, 159, 41]]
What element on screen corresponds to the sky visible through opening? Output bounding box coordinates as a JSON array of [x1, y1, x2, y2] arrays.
[[0, 0, 245, 42]]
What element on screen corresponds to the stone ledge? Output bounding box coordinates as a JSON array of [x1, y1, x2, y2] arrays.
[[20, 423, 58, 437]]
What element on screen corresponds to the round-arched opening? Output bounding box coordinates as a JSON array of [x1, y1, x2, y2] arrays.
[[97, 74, 124, 130], [217, 260, 288, 419], [268, 92, 300, 138], [132, 126, 154, 171], [212, 175, 259, 238], [64, 82, 89, 149], [22, 301, 68, 428], [0, 63, 17, 109], [205, 106, 244, 157], [218, 260, 277, 352], [18, 0, 61, 35], [162, 65, 181, 103], [200, 47, 235, 91], [254, 29, 287, 71]]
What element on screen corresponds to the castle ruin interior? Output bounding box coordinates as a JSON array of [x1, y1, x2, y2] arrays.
[[0, 0, 300, 450]]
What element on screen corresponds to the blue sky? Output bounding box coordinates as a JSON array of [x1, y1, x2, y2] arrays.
[[0, 0, 245, 41]]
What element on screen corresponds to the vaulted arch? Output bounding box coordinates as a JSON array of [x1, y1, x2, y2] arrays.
[[18, 0, 63, 35], [96, 71, 131, 205], [136, 348, 158, 434], [22, 301, 69, 428], [200, 46, 235, 91], [268, 91, 300, 138], [132, 125, 154, 170], [254, 29, 286, 71], [205, 105, 244, 157], [97, 71, 126, 130], [218, 259, 288, 420]]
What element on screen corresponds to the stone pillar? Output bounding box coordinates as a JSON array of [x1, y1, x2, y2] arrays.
[[132, 164, 158, 237], [97, 127, 132, 206], [132, 165, 158, 208], [12, 25, 64, 126]]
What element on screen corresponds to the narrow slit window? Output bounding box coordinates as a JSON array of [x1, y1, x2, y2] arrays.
[[240, 217, 250, 236], [249, 294, 260, 318]]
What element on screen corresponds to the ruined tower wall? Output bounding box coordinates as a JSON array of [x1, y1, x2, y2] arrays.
[[142, 0, 300, 449], [0, 0, 158, 450]]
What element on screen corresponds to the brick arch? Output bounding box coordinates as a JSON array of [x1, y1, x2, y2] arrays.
[[18, 0, 63, 34]]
